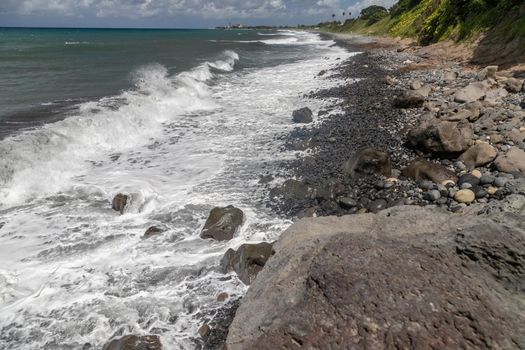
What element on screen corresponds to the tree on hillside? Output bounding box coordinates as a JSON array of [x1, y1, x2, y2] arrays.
[[359, 5, 388, 24]]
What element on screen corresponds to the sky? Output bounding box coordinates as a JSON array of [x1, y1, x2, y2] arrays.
[[0, 0, 398, 28]]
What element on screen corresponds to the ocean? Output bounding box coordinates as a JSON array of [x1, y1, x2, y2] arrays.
[[0, 28, 353, 349]]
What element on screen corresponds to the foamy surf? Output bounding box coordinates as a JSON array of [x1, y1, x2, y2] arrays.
[[0, 31, 355, 349]]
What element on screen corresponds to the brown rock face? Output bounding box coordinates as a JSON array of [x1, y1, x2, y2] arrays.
[[343, 148, 392, 178], [407, 121, 472, 154], [200, 206, 244, 241], [402, 158, 458, 184], [221, 242, 273, 285], [494, 147, 525, 174], [112, 194, 128, 214], [458, 142, 498, 168], [102, 335, 161, 350], [226, 207, 525, 350]]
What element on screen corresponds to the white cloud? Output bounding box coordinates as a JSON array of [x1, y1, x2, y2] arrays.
[[346, 0, 397, 17], [0, 0, 397, 19]]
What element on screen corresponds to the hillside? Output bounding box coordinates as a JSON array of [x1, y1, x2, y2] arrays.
[[320, 0, 525, 67]]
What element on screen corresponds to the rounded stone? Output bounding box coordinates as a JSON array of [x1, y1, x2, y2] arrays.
[[479, 175, 495, 185], [494, 177, 509, 187], [217, 292, 229, 302], [454, 189, 476, 204], [461, 183, 473, 189], [425, 190, 441, 202], [198, 324, 210, 337], [471, 169, 482, 178], [418, 180, 434, 190], [458, 174, 481, 187], [487, 186, 498, 195]]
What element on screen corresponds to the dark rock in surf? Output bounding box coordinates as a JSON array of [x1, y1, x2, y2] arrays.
[[143, 226, 164, 239], [201, 206, 244, 241], [292, 107, 313, 123], [221, 242, 273, 285], [102, 335, 161, 350], [112, 194, 128, 214], [343, 148, 392, 178], [393, 90, 425, 108]]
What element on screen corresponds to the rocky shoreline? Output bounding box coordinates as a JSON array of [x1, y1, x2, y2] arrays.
[[102, 33, 525, 349]]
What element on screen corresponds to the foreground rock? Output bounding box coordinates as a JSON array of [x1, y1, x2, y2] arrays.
[[201, 206, 244, 241], [112, 193, 128, 214], [221, 242, 273, 285], [226, 207, 525, 349], [454, 81, 488, 103], [458, 142, 498, 168], [102, 335, 161, 350], [292, 107, 313, 123]]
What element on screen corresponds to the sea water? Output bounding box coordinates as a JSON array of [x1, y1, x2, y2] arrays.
[[0, 28, 354, 349]]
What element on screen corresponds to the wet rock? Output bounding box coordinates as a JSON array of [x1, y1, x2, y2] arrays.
[[494, 147, 525, 174], [271, 179, 316, 201], [402, 159, 458, 185], [143, 226, 163, 239], [343, 148, 392, 178], [454, 189, 476, 204], [199, 324, 211, 337], [201, 206, 244, 241], [393, 90, 425, 108], [292, 107, 313, 123], [227, 207, 525, 350], [112, 194, 128, 214], [407, 121, 472, 154], [102, 335, 161, 350], [459, 143, 497, 168], [217, 292, 229, 302], [454, 82, 488, 103], [221, 242, 273, 285]]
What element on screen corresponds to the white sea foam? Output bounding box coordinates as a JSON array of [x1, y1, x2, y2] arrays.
[[0, 31, 356, 349]]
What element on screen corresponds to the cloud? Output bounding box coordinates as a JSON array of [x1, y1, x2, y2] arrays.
[[345, 0, 397, 17], [0, 0, 398, 21]]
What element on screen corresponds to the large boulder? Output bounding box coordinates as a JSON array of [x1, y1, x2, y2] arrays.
[[200, 206, 244, 241], [454, 82, 488, 103], [458, 142, 498, 168], [221, 242, 273, 285], [112, 194, 128, 214], [292, 107, 313, 123], [505, 77, 524, 93], [407, 121, 473, 154], [102, 335, 161, 350], [402, 158, 458, 185], [393, 90, 425, 108], [226, 207, 525, 350], [494, 147, 525, 174], [476, 65, 498, 81], [343, 148, 392, 178]]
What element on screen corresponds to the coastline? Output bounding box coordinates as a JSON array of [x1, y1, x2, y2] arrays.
[[206, 32, 525, 349]]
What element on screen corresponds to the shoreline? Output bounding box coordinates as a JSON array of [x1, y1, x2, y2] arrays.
[[203, 31, 525, 349]]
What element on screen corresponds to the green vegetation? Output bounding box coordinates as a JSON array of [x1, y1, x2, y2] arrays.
[[317, 0, 525, 45]]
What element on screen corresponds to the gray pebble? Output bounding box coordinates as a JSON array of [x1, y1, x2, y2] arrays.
[[461, 183, 473, 189], [494, 177, 509, 187], [425, 190, 441, 202], [418, 180, 434, 190], [479, 175, 495, 185]]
